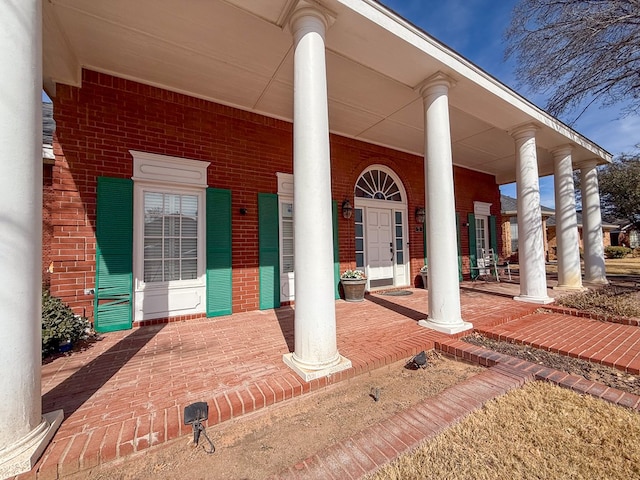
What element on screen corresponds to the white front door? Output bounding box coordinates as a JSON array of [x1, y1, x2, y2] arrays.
[[366, 208, 394, 284]]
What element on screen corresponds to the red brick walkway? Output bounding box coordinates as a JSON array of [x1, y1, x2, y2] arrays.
[[15, 281, 640, 479]]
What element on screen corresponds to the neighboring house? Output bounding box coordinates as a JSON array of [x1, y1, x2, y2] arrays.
[[611, 222, 640, 249], [501, 194, 615, 261], [500, 194, 555, 261], [546, 212, 617, 260]]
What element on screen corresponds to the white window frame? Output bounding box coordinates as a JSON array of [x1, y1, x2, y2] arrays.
[[131, 150, 209, 321], [277, 172, 295, 302], [474, 201, 492, 259]]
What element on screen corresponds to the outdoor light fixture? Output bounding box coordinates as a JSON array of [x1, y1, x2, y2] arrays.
[[184, 401, 215, 454], [342, 199, 353, 219], [239, 207, 248, 216], [415, 207, 426, 224]]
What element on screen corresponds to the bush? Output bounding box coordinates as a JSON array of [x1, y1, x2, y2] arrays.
[[604, 246, 631, 258], [42, 291, 89, 356], [632, 247, 640, 258]]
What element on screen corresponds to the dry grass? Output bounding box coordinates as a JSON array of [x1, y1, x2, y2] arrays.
[[541, 257, 640, 275], [556, 285, 640, 318], [369, 382, 640, 480]]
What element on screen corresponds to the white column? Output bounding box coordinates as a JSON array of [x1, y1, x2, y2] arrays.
[[552, 146, 584, 290], [282, 4, 351, 381], [0, 1, 63, 477], [580, 160, 608, 286], [417, 73, 472, 334], [511, 125, 553, 304]]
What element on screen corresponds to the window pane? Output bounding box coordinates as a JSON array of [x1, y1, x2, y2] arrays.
[[395, 226, 403, 237], [144, 261, 163, 282], [144, 238, 162, 259], [396, 239, 403, 251], [181, 238, 197, 258], [396, 251, 403, 264], [282, 221, 293, 238], [355, 253, 364, 268], [181, 195, 198, 215], [282, 238, 294, 256], [283, 257, 294, 273], [395, 211, 402, 223], [355, 238, 364, 251], [282, 203, 293, 218], [164, 260, 180, 281], [182, 259, 197, 280], [355, 209, 363, 223], [181, 218, 197, 237], [165, 194, 180, 215], [164, 238, 180, 259], [355, 223, 363, 237], [164, 216, 180, 236]]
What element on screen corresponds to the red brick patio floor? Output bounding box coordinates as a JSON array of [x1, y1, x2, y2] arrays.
[[15, 280, 640, 479]]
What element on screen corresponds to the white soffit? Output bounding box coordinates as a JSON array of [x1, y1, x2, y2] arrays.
[[42, 0, 610, 186]]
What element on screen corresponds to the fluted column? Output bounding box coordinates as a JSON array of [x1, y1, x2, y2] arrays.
[[0, 1, 63, 476], [552, 146, 584, 290], [282, 3, 351, 381], [511, 124, 553, 304], [580, 160, 608, 286], [417, 73, 472, 334]]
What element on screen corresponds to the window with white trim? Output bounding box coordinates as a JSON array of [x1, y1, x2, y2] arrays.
[[131, 150, 209, 321]]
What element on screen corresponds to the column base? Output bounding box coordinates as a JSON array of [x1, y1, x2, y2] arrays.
[[418, 319, 473, 335], [0, 409, 64, 478], [553, 284, 588, 292], [514, 295, 554, 304], [283, 353, 352, 382], [583, 278, 609, 287]]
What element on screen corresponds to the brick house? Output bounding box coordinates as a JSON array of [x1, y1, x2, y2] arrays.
[[1, 1, 614, 472]]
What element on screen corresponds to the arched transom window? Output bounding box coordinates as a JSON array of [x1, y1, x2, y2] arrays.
[[355, 168, 403, 201]]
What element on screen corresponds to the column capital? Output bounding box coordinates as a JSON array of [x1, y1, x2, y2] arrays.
[[550, 144, 573, 159], [509, 123, 540, 141], [577, 158, 600, 170], [416, 72, 456, 99], [284, 0, 335, 38]]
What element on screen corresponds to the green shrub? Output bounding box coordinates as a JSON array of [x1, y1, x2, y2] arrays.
[[42, 291, 89, 356], [604, 246, 631, 258]]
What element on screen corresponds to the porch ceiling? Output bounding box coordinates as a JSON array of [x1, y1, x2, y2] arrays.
[[43, 0, 611, 184]]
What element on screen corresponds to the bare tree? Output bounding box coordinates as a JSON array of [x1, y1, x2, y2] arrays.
[[505, 0, 640, 123]]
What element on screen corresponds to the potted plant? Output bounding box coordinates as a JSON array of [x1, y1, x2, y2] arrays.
[[419, 265, 428, 289], [340, 269, 367, 302]]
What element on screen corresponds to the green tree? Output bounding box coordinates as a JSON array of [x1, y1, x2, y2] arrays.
[[505, 0, 640, 123], [598, 154, 640, 225]]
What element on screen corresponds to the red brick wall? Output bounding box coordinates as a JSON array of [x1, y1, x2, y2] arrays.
[[47, 70, 500, 321]]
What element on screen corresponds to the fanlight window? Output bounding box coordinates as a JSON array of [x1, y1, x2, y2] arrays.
[[355, 169, 402, 201]]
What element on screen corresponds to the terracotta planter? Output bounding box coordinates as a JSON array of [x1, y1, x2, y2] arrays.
[[341, 278, 367, 302]]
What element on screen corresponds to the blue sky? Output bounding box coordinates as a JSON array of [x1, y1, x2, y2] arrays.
[[382, 0, 640, 208]]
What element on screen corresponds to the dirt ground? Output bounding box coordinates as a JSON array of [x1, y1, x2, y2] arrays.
[[464, 332, 640, 395], [69, 353, 483, 480]]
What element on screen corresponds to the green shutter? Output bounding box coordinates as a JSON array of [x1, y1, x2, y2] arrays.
[[456, 213, 462, 281], [468, 213, 477, 279], [206, 188, 232, 317], [489, 215, 498, 255], [333, 200, 340, 299], [95, 177, 133, 332], [258, 193, 280, 309]]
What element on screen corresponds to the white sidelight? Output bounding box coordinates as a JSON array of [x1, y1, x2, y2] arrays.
[[417, 73, 472, 334], [282, 3, 351, 381], [0, 0, 63, 477], [580, 160, 608, 286], [552, 146, 584, 290], [511, 124, 553, 304]]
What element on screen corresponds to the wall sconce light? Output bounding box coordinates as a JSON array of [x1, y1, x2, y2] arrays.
[[239, 208, 248, 216], [342, 200, 353, 219], [415, 207, 426, 224]]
